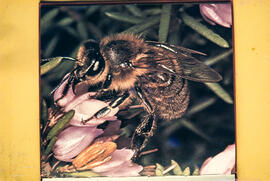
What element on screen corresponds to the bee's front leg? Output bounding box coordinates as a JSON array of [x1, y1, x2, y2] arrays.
[[82, 91, 129, 123]]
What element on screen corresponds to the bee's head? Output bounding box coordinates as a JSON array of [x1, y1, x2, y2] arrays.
[[75, 40, 105, 80]]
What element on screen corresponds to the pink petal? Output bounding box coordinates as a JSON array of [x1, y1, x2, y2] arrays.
[[53, 126, 103, 162], [64, 94, 119, 127], [54, 74, 76, 107], [92, 149, 134, 173], [98, 161, 143, 177], [200, 144, 235, 175]]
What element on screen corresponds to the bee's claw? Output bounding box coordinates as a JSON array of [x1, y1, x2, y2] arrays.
[[81, 116, 96, 124]]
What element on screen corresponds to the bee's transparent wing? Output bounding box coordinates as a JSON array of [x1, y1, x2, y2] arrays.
[[146, 41, 222, 83]]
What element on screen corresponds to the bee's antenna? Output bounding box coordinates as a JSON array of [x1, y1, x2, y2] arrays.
[[61, 57, 77, 61], [41, 56, 77, 63]]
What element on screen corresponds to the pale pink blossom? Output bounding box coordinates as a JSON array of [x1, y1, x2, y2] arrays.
[[92, 149, 143, 177], [53, 74, 77, 107], [52, 74, 142, 176], [200, 144, 235, 175], [53, 126, 103, 162], [53, 74, 119, 127], [200, 4, 232, 28], [64, 93, 119, 127]]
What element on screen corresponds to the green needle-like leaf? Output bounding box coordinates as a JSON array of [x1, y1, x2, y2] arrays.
[[41, 99, 48, 124], [77, 21, 88, 40], [144, 8, 161, 15], [125, 5, 144, 17], [159, 4, 172, 42], [171, 160, 182, 175], [205, 83, 233, 104], [186, 97, 216, 116], [44, 35, 59, 57], [122, 16, 160, 34], [43, 136, 57, 156], [86, 5, 100, 16], [105, 12, 142, 24], [46, 110, 75, 140], [181, 13, 229, 48], [41, 57, 63, 75], [63, 26, 78, 37], [58, 17, 74, 26], [204, 49, 233, 66], [155, 163, 165, 176], [181, 119, 211, 141], [41, 8, 59, 34]]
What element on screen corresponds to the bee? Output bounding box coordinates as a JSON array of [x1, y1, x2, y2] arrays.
[[52, 33, 222, 159]]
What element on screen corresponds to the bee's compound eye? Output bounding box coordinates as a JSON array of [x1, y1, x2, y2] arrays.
[[86, 56, 105, 76]]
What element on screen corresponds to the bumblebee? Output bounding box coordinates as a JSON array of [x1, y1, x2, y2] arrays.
[[53, 33, 222, 159]]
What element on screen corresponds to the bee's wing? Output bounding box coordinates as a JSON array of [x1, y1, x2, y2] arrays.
[[146, 41, 222, 83]]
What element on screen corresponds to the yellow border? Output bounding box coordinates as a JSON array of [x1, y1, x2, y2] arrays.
[[234, 0, 270, 180], [0, 0, 270, 181], [0, 1, 40, 181]]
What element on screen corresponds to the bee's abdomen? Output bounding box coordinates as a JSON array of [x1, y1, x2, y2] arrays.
[[140, 74, 190, 120]]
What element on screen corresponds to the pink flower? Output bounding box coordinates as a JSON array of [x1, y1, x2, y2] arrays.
[[54, 74, 119, 127], [53, 126, 103, 162], [53, 74, 77, 107], [52, 74, 143, 176], [92, 149, 143, 177], [200, 144, 235, 175], [200, 4, 232, 28], [64, 93, 119, 127]]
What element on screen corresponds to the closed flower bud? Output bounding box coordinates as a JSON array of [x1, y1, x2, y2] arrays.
[[53, 126, 103, 162], [200, 4, 232, 28]]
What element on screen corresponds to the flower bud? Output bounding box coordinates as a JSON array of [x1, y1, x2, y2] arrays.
[[200, 4, 232, 28], [53, 126, 103, 162]]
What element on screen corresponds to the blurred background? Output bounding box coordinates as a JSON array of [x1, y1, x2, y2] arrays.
[[40, 3, 234, 171]]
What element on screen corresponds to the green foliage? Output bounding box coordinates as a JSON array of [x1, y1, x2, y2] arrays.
[[181, 13, 229, 48], [205, 83, 233, 104], [159, 4, 172, 42], [46, 110, 75, 141], [155, 160, 199, 176]]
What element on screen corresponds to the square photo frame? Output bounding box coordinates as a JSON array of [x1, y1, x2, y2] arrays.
[[40, 1, 235, 180]]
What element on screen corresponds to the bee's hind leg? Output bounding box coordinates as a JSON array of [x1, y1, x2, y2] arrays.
[[131, 85, 157, 161], [131, 113, 157, 161]]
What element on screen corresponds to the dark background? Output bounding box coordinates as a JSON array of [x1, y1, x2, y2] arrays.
[[40, 3, 234, 170]]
